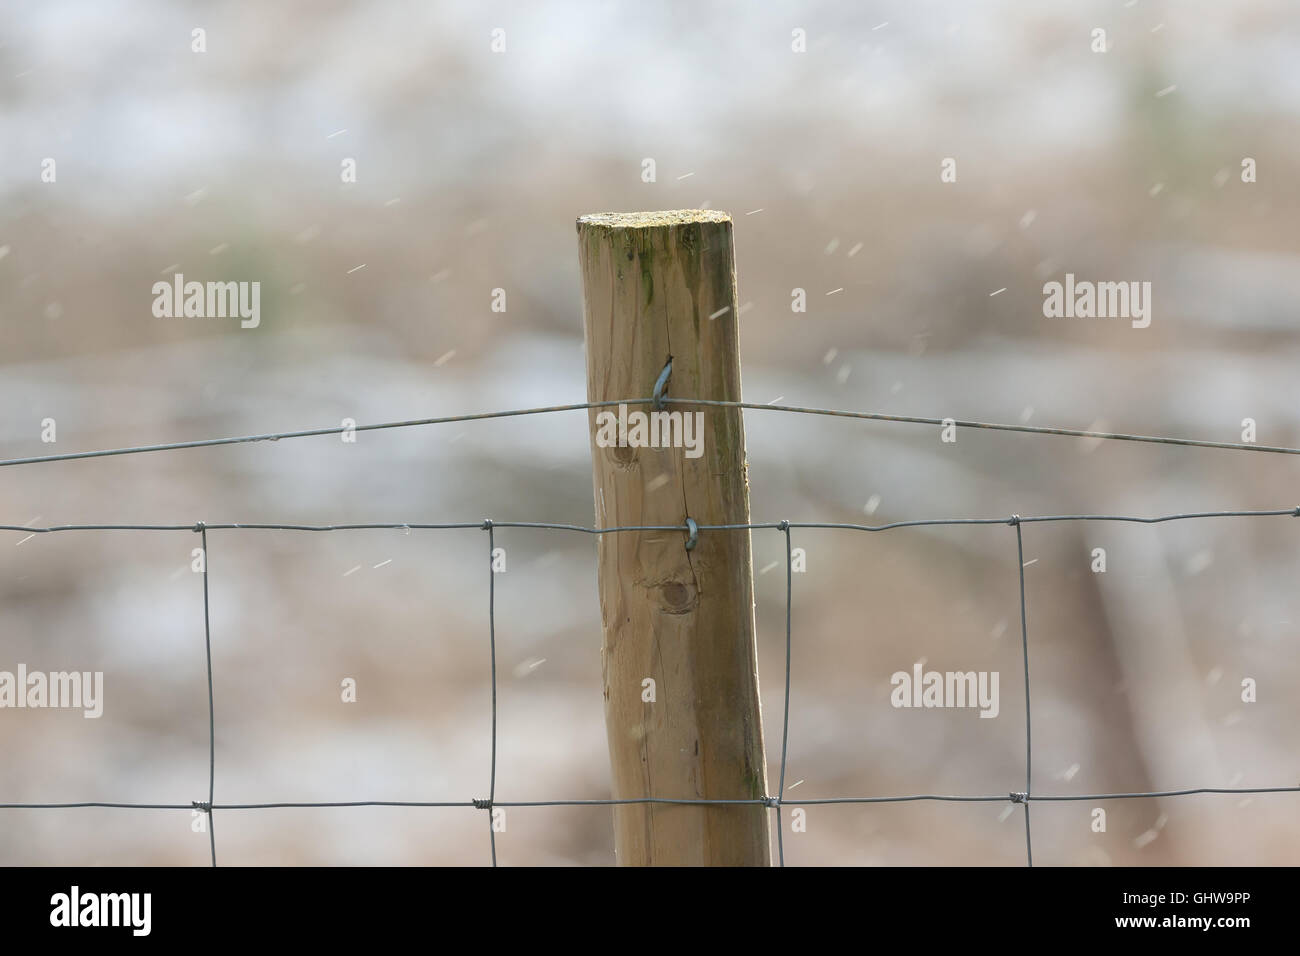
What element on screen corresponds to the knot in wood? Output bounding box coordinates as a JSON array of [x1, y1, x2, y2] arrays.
[[656, 579, 697, 615]]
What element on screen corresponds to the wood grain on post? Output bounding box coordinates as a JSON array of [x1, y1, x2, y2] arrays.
[[576, 210, 771, 866]]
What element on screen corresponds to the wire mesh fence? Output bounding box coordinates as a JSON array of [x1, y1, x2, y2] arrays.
[[2, 396, 1298, 866]]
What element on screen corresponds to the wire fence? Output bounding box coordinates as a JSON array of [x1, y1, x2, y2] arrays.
[[2, 396, 1298, 867]]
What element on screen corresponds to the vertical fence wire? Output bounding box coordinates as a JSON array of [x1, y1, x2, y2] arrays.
[[774, 521, 794, 866], [1013, 518, 1033, 867], [198, 523, 217, 867], [485, 520, 499, 867]]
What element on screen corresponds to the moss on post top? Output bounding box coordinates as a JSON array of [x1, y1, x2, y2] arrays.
[[577, 209, 731, 230]]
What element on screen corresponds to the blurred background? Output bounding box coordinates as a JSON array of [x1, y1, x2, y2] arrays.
[[2, 0, 1298, 865]]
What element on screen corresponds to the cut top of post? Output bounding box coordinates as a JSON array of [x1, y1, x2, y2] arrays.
[[576, 209, 731, 230]]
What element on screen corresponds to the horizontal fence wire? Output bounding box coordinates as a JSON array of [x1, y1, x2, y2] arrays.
[[2, 395, 1298, 866], [4, 396, 1300, 469], [3, 509, 1300, 535]]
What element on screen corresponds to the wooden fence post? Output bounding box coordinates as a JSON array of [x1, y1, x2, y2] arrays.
[[576, 210, 771, 866]]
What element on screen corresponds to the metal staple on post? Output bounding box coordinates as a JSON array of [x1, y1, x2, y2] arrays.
[[652, 357, 672, 411]]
